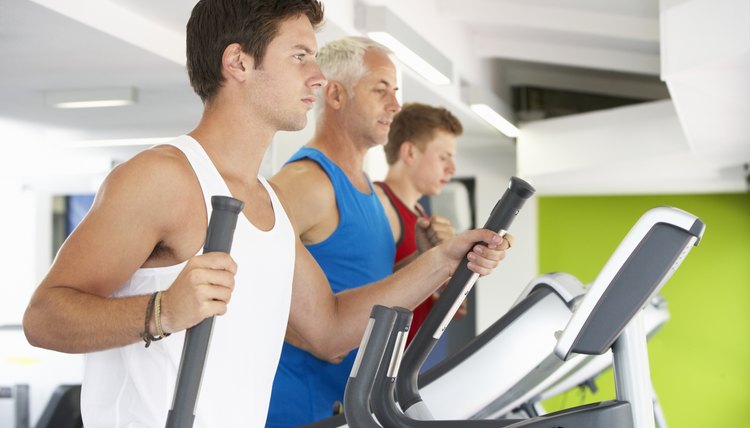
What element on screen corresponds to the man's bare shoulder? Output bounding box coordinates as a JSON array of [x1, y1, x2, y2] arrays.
[[106, 145, 196, 196], [372, 182, 399, 239], [373, 182, 388, 204], [266, 180, 298, 233], [269, 159, 336, 237], [271, 159, 329, 187], [97, 145, 204, 225], [270, 159, 333, 204], [39, 145, 205, 295], [373, 182, 394, 216]]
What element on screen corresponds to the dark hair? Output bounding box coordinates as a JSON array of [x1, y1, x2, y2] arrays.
[[186, 0, 324, 103], [384, 102, 463, 165]]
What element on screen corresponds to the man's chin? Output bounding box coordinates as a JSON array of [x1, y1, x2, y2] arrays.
[[280, 119, 308, 132]]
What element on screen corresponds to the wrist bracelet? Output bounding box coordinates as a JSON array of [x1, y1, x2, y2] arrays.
[[154, 291, 171, 339], [141, 292, 158, 348], [141, 291, 171, 348]]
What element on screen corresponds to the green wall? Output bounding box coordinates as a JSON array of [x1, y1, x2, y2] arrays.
[[538, 192, 750, 427]]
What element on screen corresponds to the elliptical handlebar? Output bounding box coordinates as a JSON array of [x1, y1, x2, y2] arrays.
[[343, 305, 399, 428], [166, 196, 244, 428], [396, 176, 535, 414]]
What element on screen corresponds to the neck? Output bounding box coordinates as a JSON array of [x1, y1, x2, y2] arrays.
[[384, 168, 422, 210], [308, 115, 369, 181], [188, 101, 274, 183]]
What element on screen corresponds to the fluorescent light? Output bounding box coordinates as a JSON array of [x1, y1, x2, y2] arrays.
[[356, 5, 453, 86], [463, 85, 519, 139], [53, 99, 132, 109], [470, 103, 520, 138], [46, 87, 138, 109], [368, 31, 450, 85]]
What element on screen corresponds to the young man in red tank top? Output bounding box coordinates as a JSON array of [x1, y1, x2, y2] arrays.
[[374, 102, 467, 345]]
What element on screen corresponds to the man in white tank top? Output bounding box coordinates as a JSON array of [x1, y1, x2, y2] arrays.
[[22, 1, 513, 427]]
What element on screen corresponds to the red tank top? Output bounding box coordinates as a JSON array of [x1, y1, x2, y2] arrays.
[[375, 182, 433, 346]]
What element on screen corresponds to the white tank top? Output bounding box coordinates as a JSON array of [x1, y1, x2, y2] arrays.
[[81, 135, 296, 427]]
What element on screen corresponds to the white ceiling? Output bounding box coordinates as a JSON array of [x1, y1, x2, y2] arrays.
[[1, 0, 747, 195], [0, 0, 199, 141], [437, 0, 661, 75]]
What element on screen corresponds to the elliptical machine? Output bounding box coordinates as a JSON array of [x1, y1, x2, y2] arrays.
[[344, 206, 705, 428]]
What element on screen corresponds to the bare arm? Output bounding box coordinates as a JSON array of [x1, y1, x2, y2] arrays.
[[285, 225, 508, 361], [269, 159, 338, 245], [23, 148, 237, 353], [271, 161, 509, 361]]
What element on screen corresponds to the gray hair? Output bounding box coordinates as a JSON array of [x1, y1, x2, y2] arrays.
[[314, 36, 392, 114]]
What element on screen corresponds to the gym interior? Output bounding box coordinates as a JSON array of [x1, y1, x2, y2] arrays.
[[1, 1, 748, 427]]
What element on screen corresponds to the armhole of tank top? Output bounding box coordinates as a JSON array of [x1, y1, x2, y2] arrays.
[[163, 139, 213, 253], [258, 176, 286, 229]]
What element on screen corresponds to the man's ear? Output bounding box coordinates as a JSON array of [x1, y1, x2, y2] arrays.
[[222, 43, 251, 82], [324, 81, 347, 110], [400, 141, 416, 166]]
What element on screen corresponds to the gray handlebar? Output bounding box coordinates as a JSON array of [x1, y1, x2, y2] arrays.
[[166, 196, 244, 428], [396, 176, 535, 411], [343, 305, 398, 428]]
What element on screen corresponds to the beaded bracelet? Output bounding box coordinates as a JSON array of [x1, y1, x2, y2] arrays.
[[141, 291, 170, 348]]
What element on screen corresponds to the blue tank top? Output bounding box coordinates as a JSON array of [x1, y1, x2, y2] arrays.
[[266, 147, 395, 427]]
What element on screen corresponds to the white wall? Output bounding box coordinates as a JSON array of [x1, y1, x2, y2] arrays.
[[0, 181, 46, 326], [0, 121, 56, 325], [0, 121, 90, 426], [0, 143, 117, 326]]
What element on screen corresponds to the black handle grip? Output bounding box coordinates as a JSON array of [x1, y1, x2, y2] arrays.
[[166, 196, 244, 428], [396, 176, 535, 412]]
